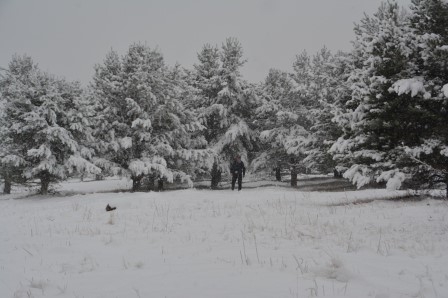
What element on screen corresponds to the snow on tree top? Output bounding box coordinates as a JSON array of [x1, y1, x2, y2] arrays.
[[389, 78, 428, 98], [442, 84, 448, 98]]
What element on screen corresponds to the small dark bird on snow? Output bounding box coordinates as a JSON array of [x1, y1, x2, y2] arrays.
[[106, 204, 116, 212]]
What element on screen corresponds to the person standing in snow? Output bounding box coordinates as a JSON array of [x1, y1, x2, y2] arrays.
[[230, 155, 246, 191]]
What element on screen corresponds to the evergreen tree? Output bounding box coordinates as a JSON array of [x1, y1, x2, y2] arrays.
[[252, 68, 301, 184], [0, 55, 100, 194], [291, 48, 351, 175], [253, 49, 350, 185], [92, 44, 209, 191], [331, 0, 448, 196], [401, 0, 448, 196], [331, 2, 417, 189], [191, 38, 259, 189], [0, 82, 24, 193], [302, 50, 352, 175]]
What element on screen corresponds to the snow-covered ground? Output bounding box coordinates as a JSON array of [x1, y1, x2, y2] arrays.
[[1, 181, 447, 298]]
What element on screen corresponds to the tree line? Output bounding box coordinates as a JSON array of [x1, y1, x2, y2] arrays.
[[1, 0, 447, 197]]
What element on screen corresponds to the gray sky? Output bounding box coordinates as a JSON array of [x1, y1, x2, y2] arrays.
[[0, 0, 411, 84]]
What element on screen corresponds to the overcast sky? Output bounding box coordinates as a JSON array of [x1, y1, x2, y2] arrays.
[[0, 0, 411, 84]]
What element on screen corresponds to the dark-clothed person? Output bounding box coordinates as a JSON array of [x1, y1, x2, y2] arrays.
[[230, 156, 246, 191]]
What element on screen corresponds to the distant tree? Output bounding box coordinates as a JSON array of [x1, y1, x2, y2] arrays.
[[253, 49, 350, 186], [290, 48, 335, 175], [0, 108, 26, 194], [92, 44, 210, 191], [190, 38, 259, 189], [301, 50, 352, 174], [0, 55, 100, 194], [0, 84, 23, 194], [252, 68, 301, 184]]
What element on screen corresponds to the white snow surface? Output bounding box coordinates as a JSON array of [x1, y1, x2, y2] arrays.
[[1, 181, 447, 298]]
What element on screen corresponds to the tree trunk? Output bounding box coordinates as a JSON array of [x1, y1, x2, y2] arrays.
[[3, 173, 11, 194], [157, 177, 164, 192], [445, 173, 448, 199], [40, 171, 51, 195], [131, 175, 143, 192], [290, 158, 297, 187], [146, 174, 155, 191], [275, 167, 281, 181], [334, 168, 342, 178], [210, 161, 221, 190], [291, 167, 297, 187]]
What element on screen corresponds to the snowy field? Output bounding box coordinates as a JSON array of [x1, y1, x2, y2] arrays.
[[1, 181, 447, 298]]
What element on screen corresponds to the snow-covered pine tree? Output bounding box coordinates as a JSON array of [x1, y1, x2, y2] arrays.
[[0, 144, 16, 194], [0, 55, 101, 194], [399, 0, 448, 196], [331, 0, 448, 196], [167, 63, 211, 179], [323, 51, 355, 177], [92, 43, 210, 191], [331, 2, 416, 189], [252, 68, 302, 184], [284, 50, 332, 184], [191, 38, 259, 189], [253, 48, 350, 186], [291, 49, 351, 175], [90, 49, 126, 180], [0, 75, 24, 193]]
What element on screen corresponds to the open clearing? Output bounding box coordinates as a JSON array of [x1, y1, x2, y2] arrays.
[[1, 180, 447, 298]]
